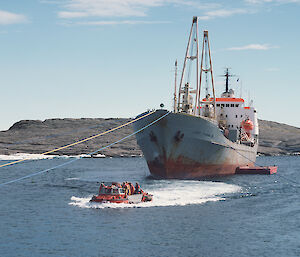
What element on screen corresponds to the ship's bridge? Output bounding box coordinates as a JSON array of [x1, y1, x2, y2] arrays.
[[200, 96, 258, 137]]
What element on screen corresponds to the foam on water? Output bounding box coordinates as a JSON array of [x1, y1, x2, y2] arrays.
[[0, 153, 58, 160], [69, 180, 241, 209], [65, 177, 80, 181]]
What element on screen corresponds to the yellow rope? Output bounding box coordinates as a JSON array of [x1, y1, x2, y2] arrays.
[[0, 111, 155, 168]]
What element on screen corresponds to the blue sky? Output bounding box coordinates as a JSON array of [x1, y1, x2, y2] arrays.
[[0, 0, 299, 130]]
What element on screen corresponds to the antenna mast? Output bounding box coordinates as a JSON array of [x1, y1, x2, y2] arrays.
[[220, 68, 235, 96]]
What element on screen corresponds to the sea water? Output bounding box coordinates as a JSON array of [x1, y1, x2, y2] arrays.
[[0, 156, 299, 257]]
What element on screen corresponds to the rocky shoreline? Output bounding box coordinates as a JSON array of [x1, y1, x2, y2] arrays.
[[0, 117, 299, 157]]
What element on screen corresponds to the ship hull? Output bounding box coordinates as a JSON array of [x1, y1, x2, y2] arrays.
[[134, 110, 258, 179]]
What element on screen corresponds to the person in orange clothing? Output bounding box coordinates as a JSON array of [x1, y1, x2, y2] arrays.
[[123, 182, 130, 196], [131, 183, 136, 195], [135, 183, 141, 194]]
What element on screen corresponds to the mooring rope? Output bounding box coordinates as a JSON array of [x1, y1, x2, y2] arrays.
[[0, 111, 155, 169], [0, 111, 170, 187]]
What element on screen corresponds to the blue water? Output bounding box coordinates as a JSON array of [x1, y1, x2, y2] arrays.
[[0, 156, 299, 257]]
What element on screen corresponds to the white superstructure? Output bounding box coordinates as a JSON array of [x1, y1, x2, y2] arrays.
[[201, 94, 258, 136]]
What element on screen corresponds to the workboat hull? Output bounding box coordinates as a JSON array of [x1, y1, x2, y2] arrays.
[[133, 110, 258, 179], [90, 194, 153, 204]]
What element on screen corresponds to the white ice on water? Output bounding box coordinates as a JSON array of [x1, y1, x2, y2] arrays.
[[0, 153, 106, 161], [69, 180, 241, 209], [0, 153, 58, 160]]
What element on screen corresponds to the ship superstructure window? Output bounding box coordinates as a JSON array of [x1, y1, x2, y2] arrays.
[[235, 104, 239, 107], [217, 104, 220, 107], [231, 104, 234, 107], [226, 104, 229, 107], [235, 115, 238, 118], [226, 115, 228, 117], [221, 104, 224, 107]]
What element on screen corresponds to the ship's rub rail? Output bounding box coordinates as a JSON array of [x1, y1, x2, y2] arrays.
[[211, 140, 231, 148], [211, 140, 256, 153]]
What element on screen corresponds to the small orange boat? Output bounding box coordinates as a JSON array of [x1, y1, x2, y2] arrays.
[[90, 182, 153, 204], [236, 166, 278, 175]]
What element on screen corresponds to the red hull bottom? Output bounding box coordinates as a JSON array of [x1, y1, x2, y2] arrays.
[[147, 159, 255, 179]]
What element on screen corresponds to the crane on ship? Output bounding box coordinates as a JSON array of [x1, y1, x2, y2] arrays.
[[175, 17, 216, 118]]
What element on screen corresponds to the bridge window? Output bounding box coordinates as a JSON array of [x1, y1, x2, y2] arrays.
[[235, 104, 239, 107], [226, 104, 229, 107], [231, 104, 234, 107], [221, 104, 224, 107], [217, 104, 220, 107]]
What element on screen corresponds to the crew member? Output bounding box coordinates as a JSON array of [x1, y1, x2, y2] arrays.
[[135, 183, 141, 194], [129, 183, 135, 195]]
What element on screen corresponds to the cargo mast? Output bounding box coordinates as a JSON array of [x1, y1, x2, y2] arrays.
[[177, 16, 199, 114], [198, 30, 216, 119], [173, 60, 178, 113]]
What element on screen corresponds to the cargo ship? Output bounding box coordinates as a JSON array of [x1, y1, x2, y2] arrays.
[[133, 17, 258, 179]]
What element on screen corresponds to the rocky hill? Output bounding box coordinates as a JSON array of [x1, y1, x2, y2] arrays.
[[0, 118, 299, 157], [257, 120, 300, 155]]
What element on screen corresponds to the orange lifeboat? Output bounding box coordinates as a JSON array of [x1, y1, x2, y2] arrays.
[[240, 119, 254, 140], [241, 119, 254, 132], [90, 182, 153, 204]]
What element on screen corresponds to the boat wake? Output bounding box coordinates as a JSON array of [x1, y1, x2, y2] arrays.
[[69, 180, 241, 209]]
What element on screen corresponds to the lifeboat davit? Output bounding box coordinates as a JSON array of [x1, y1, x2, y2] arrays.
[[90, 182, 153, 204], [240, 118, 254, 140]]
